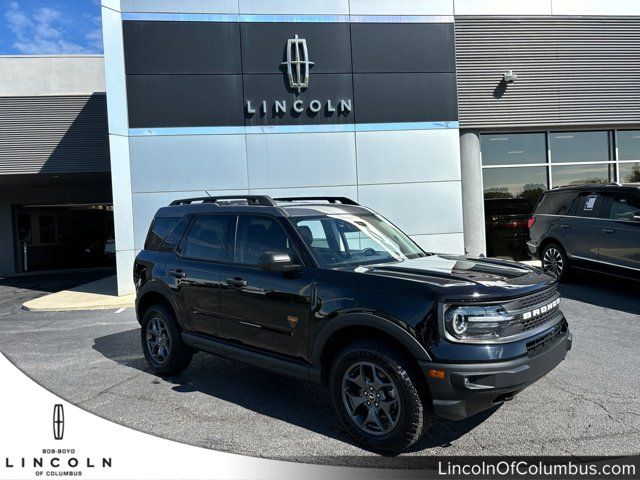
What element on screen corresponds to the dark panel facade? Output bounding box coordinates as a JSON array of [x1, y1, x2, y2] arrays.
[[123, 20, 458, 128], [127, 75, 244, 128], [123, 21, 242, 74], [351, 23, 455, 73], [354, 73, 458, 123], [240, 22, 352, 74], [244, 74, 354, 126]]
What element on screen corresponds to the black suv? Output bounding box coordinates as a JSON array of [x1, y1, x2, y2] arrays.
[[528, 183, 640, 280], [134, 196, 571, 454]]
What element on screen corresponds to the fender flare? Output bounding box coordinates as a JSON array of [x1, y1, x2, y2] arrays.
[[310, 312, 432, 366], [135, 281, 182, 327]]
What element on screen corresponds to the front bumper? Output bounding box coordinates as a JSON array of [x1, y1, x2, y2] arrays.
[[420, 324, 572, 420], [527, 240, 539, 257]]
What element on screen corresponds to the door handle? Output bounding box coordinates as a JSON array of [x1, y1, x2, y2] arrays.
[[602, 228, 616, 234], [226, 277, 247, 287], [169, 269, 186, 279], [561, 224, 571, 229]]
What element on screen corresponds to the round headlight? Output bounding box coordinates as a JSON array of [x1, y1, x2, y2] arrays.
[[451, 309, 467, 335]]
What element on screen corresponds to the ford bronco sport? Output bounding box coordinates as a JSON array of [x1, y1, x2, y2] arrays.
[[134, 196, 572, 454]]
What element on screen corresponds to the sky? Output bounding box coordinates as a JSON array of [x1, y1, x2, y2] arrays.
[[0, 0, 102, 55]]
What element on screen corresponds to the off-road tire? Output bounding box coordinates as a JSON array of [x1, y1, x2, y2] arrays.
[[141, 304, 193, 375], [329, 339, 429, 455]]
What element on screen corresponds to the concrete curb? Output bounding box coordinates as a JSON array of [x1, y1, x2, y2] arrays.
[[22, 275, 135, 312]]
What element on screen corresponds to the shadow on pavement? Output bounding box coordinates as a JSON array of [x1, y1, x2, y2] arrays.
[[558, 270, 640, 316], [0, 269, 114, 316], [92, 327, 494, 455]]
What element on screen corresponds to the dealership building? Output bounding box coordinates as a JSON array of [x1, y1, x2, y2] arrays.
[[2, 0, 640, 295]]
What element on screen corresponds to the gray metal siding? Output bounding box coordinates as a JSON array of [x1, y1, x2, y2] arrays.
[[455, 16, 640, 128], [0, 94, 110, 174]]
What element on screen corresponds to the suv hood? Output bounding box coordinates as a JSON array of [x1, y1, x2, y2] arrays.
[[353, 254, 555, 299]]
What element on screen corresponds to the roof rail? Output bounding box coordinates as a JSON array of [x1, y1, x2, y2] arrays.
[[274, 196, 359, 205], [553, 182, 622, 190], [169, 195, 275, 206]]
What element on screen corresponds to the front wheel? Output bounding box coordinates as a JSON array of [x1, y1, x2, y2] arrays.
[[541, 243, 569, 280], [329, 340, 429, 455]]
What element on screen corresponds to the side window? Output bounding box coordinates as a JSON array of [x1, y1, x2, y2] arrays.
[[574, 192, 605, 218], [536, 192, 578, 215], [609, 194, 640, 221], [159, 215, 190, 252], [145, 217, 180, 251], [180, 215, 232, 262], [234, 216, 299, 266]]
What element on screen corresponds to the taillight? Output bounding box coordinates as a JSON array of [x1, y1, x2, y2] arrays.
[[527, 217, 536, 229]]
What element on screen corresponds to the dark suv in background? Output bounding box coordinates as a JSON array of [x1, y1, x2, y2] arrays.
[[528, 183, 640, 280], [134, 196, 571, 454]]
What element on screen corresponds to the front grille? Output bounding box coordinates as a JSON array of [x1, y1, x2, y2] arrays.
[[526, 321, 566, 356], [518, 286, 558, 311], [522, 307, 558, 331]]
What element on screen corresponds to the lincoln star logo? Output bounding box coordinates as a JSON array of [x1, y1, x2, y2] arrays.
[[53, 404, 64, 440], [281, 34, 314, 93]]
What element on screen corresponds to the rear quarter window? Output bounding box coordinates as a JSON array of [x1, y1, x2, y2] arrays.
[[144, 216, 189, 252], [535, 191, 578, 215]]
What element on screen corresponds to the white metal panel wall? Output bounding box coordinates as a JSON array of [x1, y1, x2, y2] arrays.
[[456, 16, 640, 128]]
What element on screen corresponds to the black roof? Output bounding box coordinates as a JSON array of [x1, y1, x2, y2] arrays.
[[155, 195, 373, 218], [549, 183, 640, 193]]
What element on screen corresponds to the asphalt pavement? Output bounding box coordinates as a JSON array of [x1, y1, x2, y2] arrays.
[[0, 270, 639, 467]]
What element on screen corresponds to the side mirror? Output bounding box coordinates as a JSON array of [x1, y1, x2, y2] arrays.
[[258, 251, 302, 273]]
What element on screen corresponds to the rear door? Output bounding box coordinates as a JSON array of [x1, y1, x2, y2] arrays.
[[168, 214, 234, 337], [560, 191, 607, 267], [598, 191, 640, 276]]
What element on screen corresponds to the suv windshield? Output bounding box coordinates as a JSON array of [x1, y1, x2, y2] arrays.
[[294, 213, 426, 267]]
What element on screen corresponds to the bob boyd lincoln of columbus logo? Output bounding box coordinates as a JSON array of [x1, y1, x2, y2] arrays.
[[53, 404, 64, 440], [245, 34, 352, 118]]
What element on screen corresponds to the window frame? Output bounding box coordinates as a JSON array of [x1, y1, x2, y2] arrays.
[[229, 213, 308, 269], [176, 213, 235, 264], [605, 192, 640, 222]]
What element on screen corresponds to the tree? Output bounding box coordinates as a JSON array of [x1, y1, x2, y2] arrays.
[[625, 164, 640, 183]]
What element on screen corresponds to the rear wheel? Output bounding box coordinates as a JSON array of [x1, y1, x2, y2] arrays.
[[541, 243, 569, 280], [329, 340, 428, 455], [141, 305, 192, 375]]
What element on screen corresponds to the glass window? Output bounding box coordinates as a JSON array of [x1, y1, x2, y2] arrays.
[[617, 130, 640, 161], [294, 214, 425, 267], [17, 214, 32, 243], [38, 215, 56, 244], [550, 131, 611, 163], [480, 133, 547, 166], [234, 216, 298, 266], [535, 191, 579, 215], [145, 217, 181, 251], [609, 193, 640, 221], [482, 166, 548, 207], [180, 215, 232, 262], [574, 192, 606, 218], [551, 164, 613, 187], [619, 162, 640, 183]]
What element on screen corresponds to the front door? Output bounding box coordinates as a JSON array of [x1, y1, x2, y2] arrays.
[[219, 214, 313, 360], [598, 192, 640, 276]]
